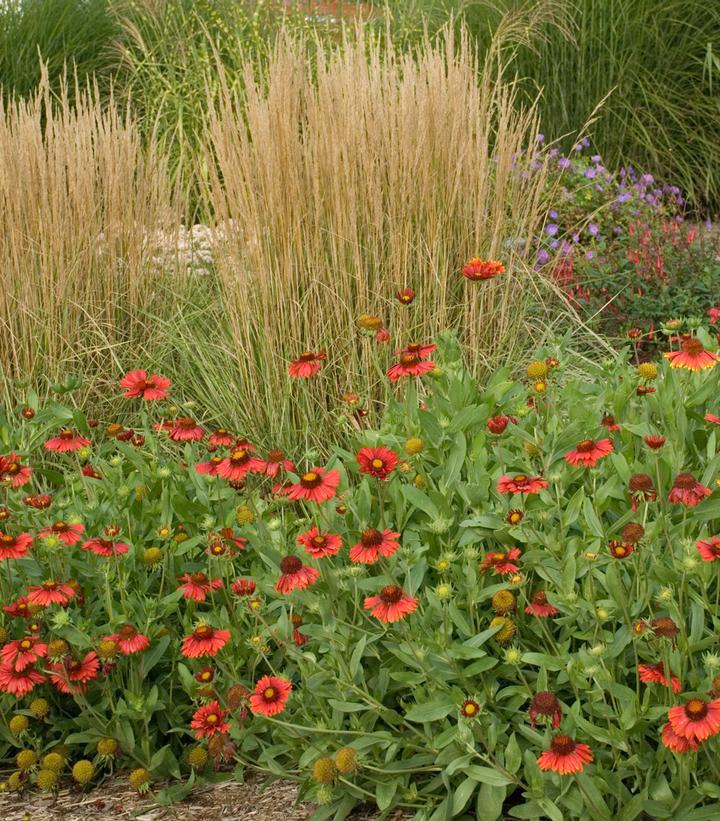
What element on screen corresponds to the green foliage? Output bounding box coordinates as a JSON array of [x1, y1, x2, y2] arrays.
[[1, 331, 720, 816]]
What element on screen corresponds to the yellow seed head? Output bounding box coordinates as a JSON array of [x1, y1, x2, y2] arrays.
[[404, 437, 424, 456], [236, 505, 255, 525], [47, 639, 68, 658], [72, 760, 95, 785], [489, 616, 517, 645], [524, 442, 540, 457], [97, 738, 118, 757], [41, 753, 64, 773], [36, 768, 58, 792], [129, 768, 151, 792], [491, 590, 516, 615], [334, 747, 358, 775], [414, 474, 426, 489], [143, 547, 163, 567], [357, 314, 383, 332], [188, 747, 209, 769], [312, 757, 337, 785], [7, 772, 23, 791], [637, 362, 657, 380], [16, 750, 37, 771], [97, 639, 118, 660], [527, 360, 548, 379], [29, 698, 49, 718], [9, 715, 29, 735]]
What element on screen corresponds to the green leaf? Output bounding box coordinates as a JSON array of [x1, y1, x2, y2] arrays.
[[582, 497, 605, 538], [476, 783, 506, 821], [328, 699, 368, 713], [452, 776, 478, 815], [402, 484, 439, 519], [465, 765, 514, 786], [375, 779, 398, 811], [404, 698, 454, 723]]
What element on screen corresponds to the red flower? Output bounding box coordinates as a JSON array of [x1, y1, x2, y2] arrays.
[[396, 342, 436, 358], [165, 417, 204, 442], [387, 351, 435, 381], [697, 536, 720, 562], [537, 735, 593, 775], [462, 258, 505, 281], [286, 468, 340, 503], [119, 369, 171, 400], [0, 661, 45, 696], [497, 474, 547, 495], [705, 413, 720, 425], [288, 351, 326, 378], [44, 430, 91, 453], [668, 473, 712, 507], [3, 596, 34, 618], [105, 624, 150, 655], [364, 585, 418, 623], [396, 288, 415, 304], [601, 414, 620, 431], [196, 455, 224, 476], [608, 540, 633, 559], [639, 662, 682, 693], [664, 338, 719, 371], [529, 692, 562, 728], [81, 464, 102, 480], [524, 591, 558, 617], [28, 494, 52, 509], [356, 447, 398, 480], [487, 415, 515, 434], [178, 572, 224, 602], [0, 531, 32, 560], [667, 697, 720, 742], [0, 636, 48, 671], [82, 532, 130, 557], [208, 429, 235, 447], [564, 438, 613, 467], [0, 453, 32, 487], [479, 548, 521, 575], [628, 473, 656, 511], [217, 448, 266, 481], [26, 580, 75, 607], [644, 435, 666, 449], [39, 521, 84, 546], [191, 701, 230, 739], [231, 578, 256, 597], [296, 526, 342, 559], [48, 652, 100, 694], [264, 449, 295, 478], [275, 556, 320, 594], [182, 625, 231, 658], [349, 528, 401, 564], [375, 327, 390, 344], [249, 675, 292, 716], [661, 722, 700, 753]]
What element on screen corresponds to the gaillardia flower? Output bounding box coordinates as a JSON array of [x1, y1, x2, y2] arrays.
[[364, 586, 418, 623], [191, 701, 229, 739], [524, 591, 558, 617], [286, 468, 340, 504], [667, 697, 720, 742], [44, 430, 91, 453], [288, 351, 326, 378], [249, 675, 292, 716], [356, 447, 398, 480], [178, 573, 224, 602], [638, 662, 682, 693], [0, 453, 32, 487], [497, 474, 548, 495], [537, 735, 593, 775], [479, 548, 521, 575], [529, 691, 562, 728], [697, 536, 720, 562], [105, 625, 150, 655], [275, 556, 320, 593], [668, 473, 711, 507], [349, 528, 401, 564], [119, 369, 171, 400], [181, 625, 231, 658], [296, 526, 342, 559], [664, 338, 719, 371], [564, 438, 613, 467], [462, 258, 505, 281]]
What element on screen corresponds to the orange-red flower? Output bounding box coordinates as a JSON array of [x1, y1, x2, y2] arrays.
[[296, 526, 342, 559], [195, 455, 224, 476], [288, 351, 326, 378], [119, 369, 171, 400], [216, 448, 266, 482], [105, 625, 150, 655], [608, 540, 633, 559], [349, 528, 400, 564], [191, 701, 230, 739], [82, 531, 130, 557], [697, 536, 720, 562], [275, 556, 320, 593], [0, 636, 48, 672], [263, 449, 295, 478], [0, 531, 32, 560], [537, 735, 593, 775], [208, 429, 235, 447], [639, 662, 682, 693], [165, 417, 205, 442], [644, 435, 666, 449], [0, 453, 32, 487], [668, 473, 712, 507], [601, 414, 620, 431], [387, 345, 435, 381], [628, 473, 656, 511], [44, 430, 91, 453], [705, 413, 720, 425], [524, 590, 558, 617], [39, 521, 84, 546], [661, 722, 699, 753], [181, 625, 231, 658], [497, 474, 548, 495], [396, 288, 415, 305], [47, 651, 100, 694], [487, 415, 515, 434], [664, 338, 719, 371], [0, 661, 45, 696], [231, 578, 256, 597], [462, 258, 505, 281], [480, 548, 521, 575], [178, 572, 224, 602], [356, 447, 398, 480], [667, 697, 720, 742], [249, 675, 292, 716], [364, 585, 418, 623], [529, 692, 562, 728], [564, 438, 613, 467], [286, 468, 340, 504], [26, 580, 75, 607]]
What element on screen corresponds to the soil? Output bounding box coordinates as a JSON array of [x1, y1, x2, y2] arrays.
[[0, 772, 411, 820]]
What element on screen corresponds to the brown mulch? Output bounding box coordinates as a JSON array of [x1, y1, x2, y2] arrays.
[[0, 773, 410, 820]]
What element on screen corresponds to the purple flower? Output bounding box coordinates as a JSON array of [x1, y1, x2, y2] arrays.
[[591, 154, 602, 163], [584, 168, 596, 179], [536, 248, 550, 265], [585, 250, 594, 260], [549, 209, 558, 219], [558, 157, 572, 170], [588, 223, 599, 237], [536, 133, 545, 143], [546, 223, 559, 237], [550, 240, 559, 250]]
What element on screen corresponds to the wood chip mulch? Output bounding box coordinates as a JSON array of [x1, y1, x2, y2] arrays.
[[0, 773, 412, 820]]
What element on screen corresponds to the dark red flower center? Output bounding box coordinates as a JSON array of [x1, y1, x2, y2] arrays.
[[673, 473, 696, 489], [602, 415, 615, 426], [178, 417, 197, 429], [6, 462, 19, 474], [190, 572, 208, 585], [267, 449, 284, 462], [298, 352, 315, 362], [400, 353, 420, 366], [118, 625, 138, 640], [1, 534, 15, 544], [280, 556, 303, 574], [685, 699, 709, 720], [379, 585, 403, 604], [532, 591, 548, 604], [576, 439, 596, 452], [550, 734, 576, 755], [19, 639, 32, 650], [513, 474, 527, 483], [42, 581, 58, 591], [629, 474, 653, 492], [263, 686, 277, 700], [682, 338, 705, 355], [360, 528, 383, 547], [230, 449, 249, 464], [140, 379, 156, 391], [311, 535, 326, 547], [194, 625, 214, 640], [60, 430, 74, 440], [96, 539, 113, 550], [301, 471, 321, 487], [53, 521, 68, 532], [531, 691, 559, 714]]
